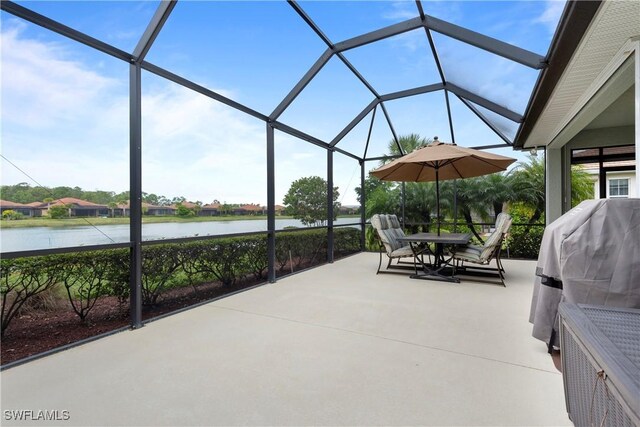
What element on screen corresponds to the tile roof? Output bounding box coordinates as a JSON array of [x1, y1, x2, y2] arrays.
[[117, 201, 173, 210], [50, 197, 107, 208], [239, 204, 263, 211], [0, 200, 32, 208], [202, 203, 221, 209]]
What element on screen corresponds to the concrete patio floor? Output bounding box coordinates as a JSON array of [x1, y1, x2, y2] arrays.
[[1, 253, 570, 426]]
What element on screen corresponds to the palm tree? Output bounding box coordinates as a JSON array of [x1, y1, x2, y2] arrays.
[[365, 183, 400, 219], [403, 182, 437, 232], [454, 177, 491, 242], [382, 134, 436, 231], [570, 165, 595, 207], [508, 155, 545, 224], [507, 154, 595, 223], [478, 173, 513, 220], [384, 133, 430, 163]]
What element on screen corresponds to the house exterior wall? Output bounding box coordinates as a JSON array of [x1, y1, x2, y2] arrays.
[[590, 170, 637, 199], [147, 208, 175, 216], [70, 208, 109, 217], [567, 126, 637, 198], [0, 207, 34, 217]]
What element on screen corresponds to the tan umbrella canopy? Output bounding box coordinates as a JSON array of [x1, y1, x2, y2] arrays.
[[370, 137, 516, 234]]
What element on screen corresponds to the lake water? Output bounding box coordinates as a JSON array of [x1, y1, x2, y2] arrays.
[[0, 218, 361, 253]]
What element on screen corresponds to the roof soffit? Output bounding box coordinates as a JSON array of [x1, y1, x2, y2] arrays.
[[520, 0, 640, 149]]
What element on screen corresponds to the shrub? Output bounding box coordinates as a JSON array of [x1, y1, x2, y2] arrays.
[[181, 238, 247, 287], [506, 203, 545, 259], [274, 232, 295, 272], [141, 244, 183, 305], [297, 230, 326, 266], [102, 250, 130, 304], [59, 250, 128, 321], [275, 229, 326, 271], [334, 227, 361, 257], [0, 256, 65, 337], [1, 210, 23, 220], [364, 225, 380, 252], [238, 235, 268, 280], [175, 203, 195, 217], [179, 243, 212, 291], [48, 205, 69, 219]]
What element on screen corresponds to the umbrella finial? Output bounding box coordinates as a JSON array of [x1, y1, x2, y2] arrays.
[[429, 136, 444, 147]]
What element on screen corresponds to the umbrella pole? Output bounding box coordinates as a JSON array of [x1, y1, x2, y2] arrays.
[[436, 167, 440, 236], [453, 179, 458, 233]]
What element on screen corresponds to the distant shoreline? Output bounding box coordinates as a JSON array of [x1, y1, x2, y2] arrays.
[[0, 214, 361, 229]]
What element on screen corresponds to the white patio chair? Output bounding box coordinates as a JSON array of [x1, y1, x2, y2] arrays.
[[451, 212, 512, 286], [370, 214, 416, 274]]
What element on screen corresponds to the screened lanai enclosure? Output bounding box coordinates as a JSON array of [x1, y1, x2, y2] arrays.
[[0, 0, 564, 366]]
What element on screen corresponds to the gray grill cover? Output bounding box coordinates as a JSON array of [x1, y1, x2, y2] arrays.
[[530, 199, 640, 347]]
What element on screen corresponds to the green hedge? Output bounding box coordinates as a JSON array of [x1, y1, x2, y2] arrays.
[[506, 204, 545, 259], [0, 228, 361, 336], [334, 227, 361, 257]]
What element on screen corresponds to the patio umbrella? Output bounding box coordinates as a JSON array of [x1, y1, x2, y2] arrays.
[[370, 137, 516, 235]]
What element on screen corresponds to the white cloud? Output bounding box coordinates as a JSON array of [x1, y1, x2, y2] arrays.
[[534, 0, 566, 35], [1, 23, 121, 129], [272, 131, 350, 204], [382, 1, 418, 21], [1, 22, 130, 192], [389, 29, 427, 53], [0, 24, 278, 205], [141, 83, 268, 204]]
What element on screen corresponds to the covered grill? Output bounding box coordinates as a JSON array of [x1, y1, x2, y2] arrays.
[[529, 199, 640, 348]]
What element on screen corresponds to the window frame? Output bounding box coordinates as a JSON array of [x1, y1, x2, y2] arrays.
[[608, 178, 629, 198]]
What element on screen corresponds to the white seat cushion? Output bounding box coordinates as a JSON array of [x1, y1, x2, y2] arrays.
[[389, 245, 414, 258]]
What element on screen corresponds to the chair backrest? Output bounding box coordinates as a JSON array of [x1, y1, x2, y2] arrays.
[[479, 212, 512, 260], [370, 214, 406, 255]]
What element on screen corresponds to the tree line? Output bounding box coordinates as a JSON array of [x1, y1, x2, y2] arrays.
[[0, 183, 194, 207]]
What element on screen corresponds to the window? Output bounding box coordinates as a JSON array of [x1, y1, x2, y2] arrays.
[[609, 179, 629, 198]]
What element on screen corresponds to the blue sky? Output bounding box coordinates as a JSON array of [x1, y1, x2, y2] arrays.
[[1, 1, 563, 206]]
